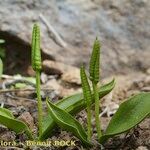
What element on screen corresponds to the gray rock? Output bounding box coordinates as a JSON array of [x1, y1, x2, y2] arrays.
[[0, 0, 149, 76]]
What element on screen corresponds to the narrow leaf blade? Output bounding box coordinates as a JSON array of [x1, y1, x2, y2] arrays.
[[80, 66, 92, 139], [46, 100, 92, 146], [100, 92, 150, 143], [40, 79, 115, 140]]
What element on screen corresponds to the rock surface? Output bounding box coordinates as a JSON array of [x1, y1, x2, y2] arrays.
[[0, 0, 150, 76]]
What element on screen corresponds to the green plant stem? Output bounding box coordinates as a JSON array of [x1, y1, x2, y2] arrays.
[[92, 82, 102, 141], [36, 71, 43, 137], [87, 102, 92, 141], [25, 129, 34, 140], [0, 58, 3, 79]]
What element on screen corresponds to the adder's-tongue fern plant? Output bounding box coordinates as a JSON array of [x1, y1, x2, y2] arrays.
[[80, 65, 92, 140], [89, 38, 102, 141], [31, 24, 43, 136]]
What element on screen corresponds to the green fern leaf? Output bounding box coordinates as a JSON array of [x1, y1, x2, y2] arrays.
[[89, 38, 100, 83], [31, 24, 42, 71]]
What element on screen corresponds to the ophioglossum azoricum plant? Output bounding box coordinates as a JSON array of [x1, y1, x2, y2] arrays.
[[80, 65, 92, 141], [89, 38, 102, 141], [31, 24, 43, 137]]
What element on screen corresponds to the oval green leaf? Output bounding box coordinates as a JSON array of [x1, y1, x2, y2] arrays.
[[40, 79, 115, 140], [46, 100, 92, 147], [0, 108, 33, 139], [100, 92, 150, 143]]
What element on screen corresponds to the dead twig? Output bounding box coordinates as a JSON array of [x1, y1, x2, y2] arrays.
[[0, 88, 50, 94], [39, 13, 67, 48], [5, 94, 37, 103], [1, 79, 35, 89]]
